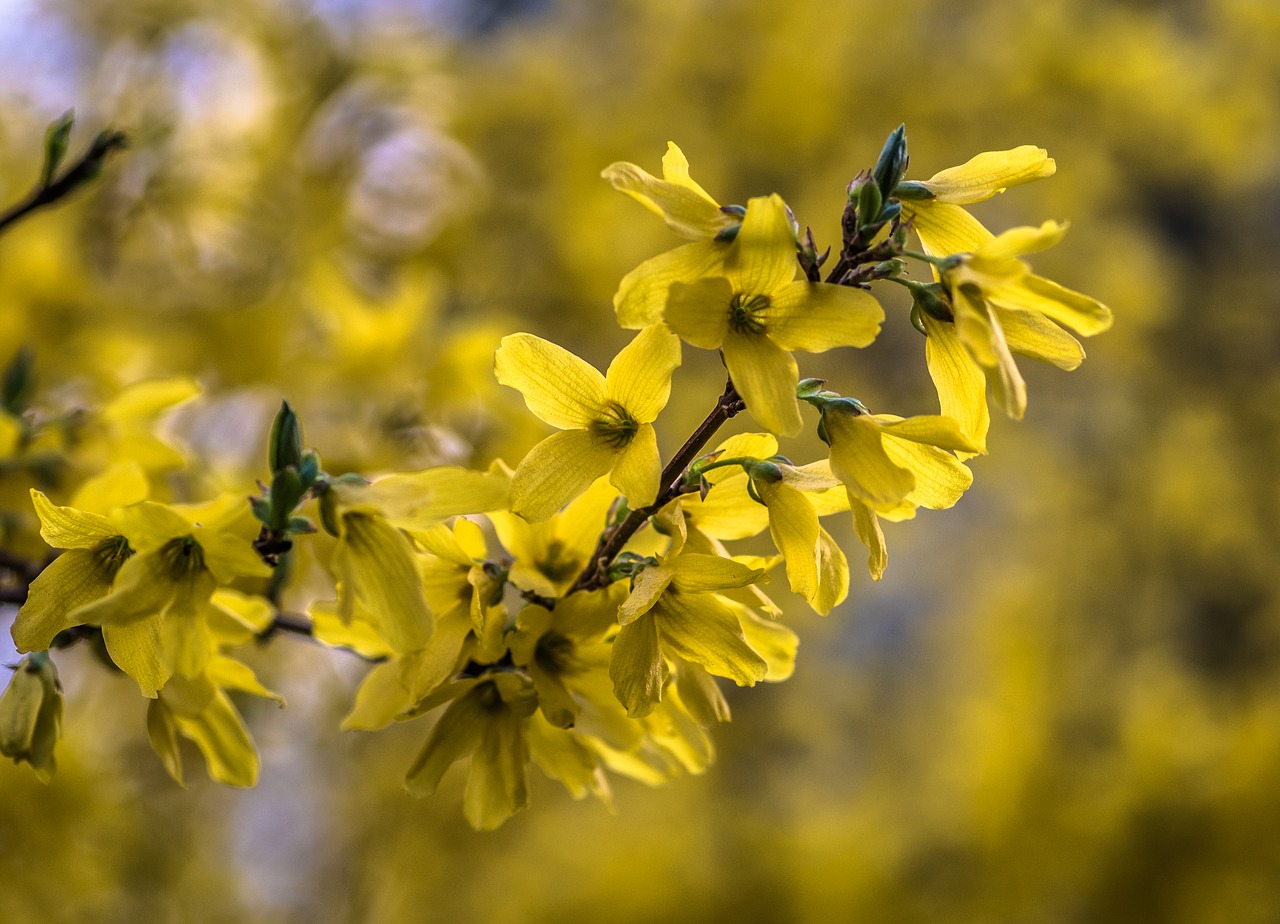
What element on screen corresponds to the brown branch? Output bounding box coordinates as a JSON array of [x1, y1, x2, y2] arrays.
[[570, 375, 745, 593]]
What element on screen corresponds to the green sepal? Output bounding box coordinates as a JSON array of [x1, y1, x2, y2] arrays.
[[318, 486, 340, 537], [891, 180, 933, 201], [287, 516, 316, 534], [249, 497, 272, 526], [856, 180, 883, 229]]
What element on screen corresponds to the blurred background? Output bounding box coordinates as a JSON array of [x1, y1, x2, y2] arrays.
[[2, 0, 1280, 920]]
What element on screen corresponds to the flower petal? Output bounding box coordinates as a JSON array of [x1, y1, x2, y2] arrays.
[[922, 146, 1056, 204], [758, 481, 820, 607], [656, 594, 767, 686], [610, 611, 668, 717], [601, 142, 733, 240], [510, 430, 617, 523], [610, 423, 662, 508], [990, 274, 1114, 337], [668, 553, 763, 592], [13, 548, 120, 651], [852, 503, 888, 581], [903, 201, 994, 258], [723, 332, 802, 437], [665, 276, 732, 349], [881, 438, 974, 510], [824, 411, 915, 513], [30, 490, 120, 549], [606, 324, 681, 423], [874, 414, 984, 454], [764, 282, 884, 352], [613, 242, 727, 329], [725, 194, 797, 295], [922, 314, 989, 454], [494, 334, 609, 429], [998, 307, 1085, 370]]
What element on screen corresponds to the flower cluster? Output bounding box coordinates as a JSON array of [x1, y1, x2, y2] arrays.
[[4, 127, 1110, 829]]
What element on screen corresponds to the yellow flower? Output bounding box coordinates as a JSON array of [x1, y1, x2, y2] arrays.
[[665, 195, 883, 436], [610, 552, 767, 718], [495, 324, 681, 522], [147, 654, 283, 788], [12, 490, 134, 652], [67, 501, 271, 697], [938, 221, 1114, 423], [602, 141, 738, 241], [603, 143, 739, 328], [899, 145, 1056, 258], [0, 652, 62, 783], [819, 403, 980, 580], [404, 672, 539, 831]]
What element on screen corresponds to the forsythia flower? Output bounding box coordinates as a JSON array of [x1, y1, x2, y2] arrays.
[[937, 220, 1114, 422], [898, 145, 1056, 258], [0, 652, 62, 783], [603, 142, 740, 328], [818, 402, 980, 580], [611, 552, 767, 717], [665, 194, 884, 436], [495, 324, 681, 521], [147, 654, 284, 788]]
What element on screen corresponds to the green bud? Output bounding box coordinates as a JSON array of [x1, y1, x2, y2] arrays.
[[795, 378, 827, 399], [873, 259, 906, 278], [910, 302, 928, 336], [856, 179, 883, 228], [891, 180, 933, 201], [288, 516, 316, 534], [872, 124, 909, 201], [250, 496, 272, 526], [269, 401, 303, 475], [0, 652, 63, 783], [41, 112, 75, 189], [2, 345, 36, 415], [298, 450, 321, 486], [318, 485, 340, 537]]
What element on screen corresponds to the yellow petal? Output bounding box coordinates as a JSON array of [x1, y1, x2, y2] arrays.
[[102, 377, 201, 424], [464, 706, 529, 831], [613, 241, 727, 329], [903, 201, 994, 258], [370, 465, 511, 529], [736, 605, 800, 680], [725, 194, 797, 295], [759, 481, 820, 607], [341, 661, 414, 732], [684, 472, 770, 540], [609, 611, 668, 718], [656, 594, 767, 686], [975, 219, 1069, 262], [170, 689, 259, 787], [669, 553, 763, 592], [990, 274, 1114, 337], [334, 513, 433, 654], [825, 412, 915, 512], [610, 424, 662, 509], [764, 283, 884, 351], [874, 414, 984, 454], [511, 429, 617, 523], [723, 332, 802, 437], [68, 461, 149, 515], [30, 490, 120, 549], [405, 681, 486, 797], [147, 699, 183, 784], [494, 334, 608, 429], [605, 324, 681, 423], [12, 547, 121, 651], [922, 146, 1056, 204], [852, 503, 888, 581], [103, 618, 171, 697], [619, 564, 674, 625], [601, 143, 733, 240], [814, 527, 849, 615], [665, 276, 732, 349], [675, 660, 731, 726], [207, 655, 285, 707], [881, 438, 974, 511], [998, 307, 1085, 370], [922, 313, 989, 454]]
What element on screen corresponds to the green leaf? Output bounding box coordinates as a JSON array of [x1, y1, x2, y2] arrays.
[[41, 112, 75, 189]]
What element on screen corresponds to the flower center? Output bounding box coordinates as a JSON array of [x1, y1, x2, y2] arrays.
[[535, 630, 578, 675], [590, 401, 638, 449], [160, 535, 205, 578], [728, 292, 770, 335]]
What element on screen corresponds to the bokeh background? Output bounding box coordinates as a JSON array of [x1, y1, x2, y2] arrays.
[[3, 0, 1280, 921]]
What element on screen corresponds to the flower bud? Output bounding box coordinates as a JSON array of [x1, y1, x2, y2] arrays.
[[0, 652, 63, 783]]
